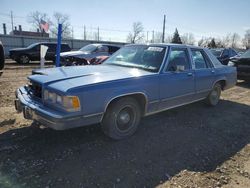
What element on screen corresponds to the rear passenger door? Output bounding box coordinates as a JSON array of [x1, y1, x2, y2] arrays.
[[191, 49, 215, 98], [159, 47, 195, 110], [45, 44, 55, 60]]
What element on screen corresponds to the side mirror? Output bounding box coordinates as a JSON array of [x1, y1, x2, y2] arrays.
[[176, 65, 185, 72], [115, 56, 123, 61], [169, 65, 185, 72]]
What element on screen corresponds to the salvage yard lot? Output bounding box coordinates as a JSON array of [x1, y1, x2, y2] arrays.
[[0, 60, 250, 188]]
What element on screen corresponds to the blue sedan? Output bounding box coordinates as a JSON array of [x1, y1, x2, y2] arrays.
[[15, 44, 237, 139]]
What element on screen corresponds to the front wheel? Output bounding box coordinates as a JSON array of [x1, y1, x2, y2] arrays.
[[206, 83, 221, 106], [101, 97, 141, 140]]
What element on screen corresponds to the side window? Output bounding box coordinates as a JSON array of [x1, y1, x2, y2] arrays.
[[191, 50, 208, 69], [46, 44, 54, 52], [108, 46, 120, 54], [97, 45, 108, 53], [222, 49, 229, 57], [33, 44, 40, 51], [166, 48, 190, 71], [61, 44, 70, 51], [231, 49, 237, 57]]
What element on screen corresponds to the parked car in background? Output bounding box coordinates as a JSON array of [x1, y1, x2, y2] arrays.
[[60, 43, 121, 66], [210, 48, 238, 65], [0, 40, 4, 76], [15, 44, 236, 140], [228, 49, 250, 81], [9, 42, 71, 64]]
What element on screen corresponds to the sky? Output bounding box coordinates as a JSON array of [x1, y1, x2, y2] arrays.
[[1, 0, 250, 42]]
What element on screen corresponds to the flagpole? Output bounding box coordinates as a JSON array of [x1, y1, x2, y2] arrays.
[[56, 24, 62, 67]]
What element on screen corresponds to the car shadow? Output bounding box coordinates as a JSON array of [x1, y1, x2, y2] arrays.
[[0, 99, 250, 188], [237, 80, 250, 89]]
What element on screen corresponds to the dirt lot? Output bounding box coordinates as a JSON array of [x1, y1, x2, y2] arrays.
[[0, 60, 250, 188]]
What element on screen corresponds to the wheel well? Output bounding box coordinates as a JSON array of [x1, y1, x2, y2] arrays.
[[216, 80, 226, 90], [105, 93, 147, 116]]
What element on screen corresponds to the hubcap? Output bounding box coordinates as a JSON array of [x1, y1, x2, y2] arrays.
[[116, 106, 135, 132]]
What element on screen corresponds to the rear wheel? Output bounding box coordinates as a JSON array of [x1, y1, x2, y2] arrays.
[[101, 97, 141, 140], [18, 55, 30, 64], [206, 83, 221, 106]]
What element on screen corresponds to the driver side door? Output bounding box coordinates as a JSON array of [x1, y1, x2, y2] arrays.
[[159, 47, 195, 110]]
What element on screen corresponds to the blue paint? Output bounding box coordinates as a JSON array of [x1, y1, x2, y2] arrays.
[[56, 24, 62, 67], [18, 44, 237, 131]]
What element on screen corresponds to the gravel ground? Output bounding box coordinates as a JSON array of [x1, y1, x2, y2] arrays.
[[0, 60, 250, 188]]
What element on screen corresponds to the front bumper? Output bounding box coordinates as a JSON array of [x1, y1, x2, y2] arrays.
[[15, 87, 103, 130], [237, 71, 250, 80]]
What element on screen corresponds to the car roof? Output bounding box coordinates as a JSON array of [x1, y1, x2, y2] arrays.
[[90, 43, 122, 47], [36, 42, 69, 45], [125, 43, 204, 50]]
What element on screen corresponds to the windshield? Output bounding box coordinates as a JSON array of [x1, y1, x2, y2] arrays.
[[79, 44, 97, 52], [241, 49, 250, 58], [210, 49, 223, 57], [104, 45, 166, 72], [27, 43, 39, 49]]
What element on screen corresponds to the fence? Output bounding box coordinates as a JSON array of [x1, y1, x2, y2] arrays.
[[0, 34, 126, 56]]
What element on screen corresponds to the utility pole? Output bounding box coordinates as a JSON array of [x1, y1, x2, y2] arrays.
[[152, 30, 155, 43], [162, 14, 166, 43], [97, 27, 100, 41], [10, 11, 14, 31], [84, 25, 86, 40], [146, 31, 149, 43], [71, 26, 74, 39]]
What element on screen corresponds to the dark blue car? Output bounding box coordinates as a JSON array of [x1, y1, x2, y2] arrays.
[[210, 48, 238, 65], [15, 44, 237, 139]]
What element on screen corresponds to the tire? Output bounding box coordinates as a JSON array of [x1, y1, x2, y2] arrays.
[[18, 55, 30, 64], [206, 83, 221, 106], [101, 97, 141, 140], [0, 44, 4, 70]]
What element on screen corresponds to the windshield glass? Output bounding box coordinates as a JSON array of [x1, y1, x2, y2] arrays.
[[241, 49, 250, 58], [104, 45, 166, 72], [79, 44, 97, 52], [27, 43, 39, 49]]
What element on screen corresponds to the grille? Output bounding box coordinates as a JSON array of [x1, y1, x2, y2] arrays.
[[30, 81, 42, 99]]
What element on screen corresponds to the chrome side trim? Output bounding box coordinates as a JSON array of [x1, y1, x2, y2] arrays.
[[195, 89, 211, 94], [161, 92, 195, 102], [149, 100, 160, 104], [84, 112, 103, 118], [145, 97, 206, 116]]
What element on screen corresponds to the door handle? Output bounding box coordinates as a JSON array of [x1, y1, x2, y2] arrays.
[[211, 70, 215, 73], [187, 72, 193, 76]]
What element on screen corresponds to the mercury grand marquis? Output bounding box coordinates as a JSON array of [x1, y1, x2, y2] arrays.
[[15, 44, 237, 139]]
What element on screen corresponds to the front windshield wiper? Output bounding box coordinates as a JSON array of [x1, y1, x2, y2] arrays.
[[105, 63, 157, 72]]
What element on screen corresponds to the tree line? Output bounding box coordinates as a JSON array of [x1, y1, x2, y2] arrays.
[[126, 21, 250, 49], [27, 12, 250, 49]]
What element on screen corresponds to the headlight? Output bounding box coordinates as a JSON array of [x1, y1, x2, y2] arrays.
[[228, 61, 235, 66], [56, 95, 63, 105], [48, 92, 56, 103], [43, 90, 81, 112]]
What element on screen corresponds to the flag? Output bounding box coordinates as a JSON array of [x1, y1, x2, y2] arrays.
[[40, 19, 49, 32]]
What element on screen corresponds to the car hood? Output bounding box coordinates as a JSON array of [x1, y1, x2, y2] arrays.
[[9, 48, 27, 51], [29, 65, 155, 92], [60, 51, 90, 57]]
